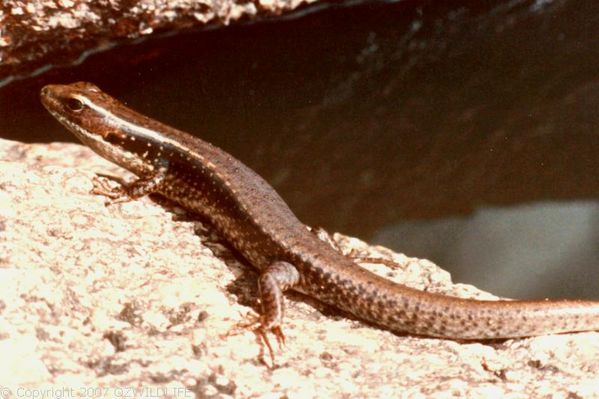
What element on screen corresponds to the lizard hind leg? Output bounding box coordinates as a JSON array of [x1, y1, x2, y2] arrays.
[[310, 226, 405, 271], [256, 260, 300, 363]]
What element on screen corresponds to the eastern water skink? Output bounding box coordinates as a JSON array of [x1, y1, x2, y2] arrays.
[[40, 82, 599, 358]]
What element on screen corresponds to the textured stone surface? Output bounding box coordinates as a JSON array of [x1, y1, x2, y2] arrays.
[[1, 137, 599, 398], [0, 0, 319, 83]]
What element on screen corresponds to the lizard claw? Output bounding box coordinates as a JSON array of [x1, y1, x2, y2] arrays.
[[222, 312, 285, 367], [271, 326, 286, 349], [254, 324, 287, 368]]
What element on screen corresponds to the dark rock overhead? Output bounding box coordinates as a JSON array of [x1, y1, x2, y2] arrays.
[[0, 0, 320, 84]]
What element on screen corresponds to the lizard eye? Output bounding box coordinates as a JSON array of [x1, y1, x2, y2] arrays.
[[66, 97, 84, 112]]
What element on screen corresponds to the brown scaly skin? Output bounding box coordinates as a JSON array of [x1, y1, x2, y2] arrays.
[[41, 82, 599, 361]]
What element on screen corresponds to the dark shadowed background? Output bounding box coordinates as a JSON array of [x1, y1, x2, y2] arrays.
[[1, 0, 598, 299]]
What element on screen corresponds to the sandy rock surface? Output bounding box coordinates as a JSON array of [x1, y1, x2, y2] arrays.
[[1, 137, 598, 398]]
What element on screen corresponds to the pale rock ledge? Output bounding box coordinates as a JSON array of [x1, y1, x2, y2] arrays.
[[1, 138, 598, 398]]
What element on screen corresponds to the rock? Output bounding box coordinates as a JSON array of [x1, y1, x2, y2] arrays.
[[1, 137, 598, 397], [0, 0, 319, 84]]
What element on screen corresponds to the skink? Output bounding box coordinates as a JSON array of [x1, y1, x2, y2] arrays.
[[41, 82, 599, 357]]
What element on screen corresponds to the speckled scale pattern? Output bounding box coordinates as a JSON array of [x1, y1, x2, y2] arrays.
[[41, 82, 599, 340]]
